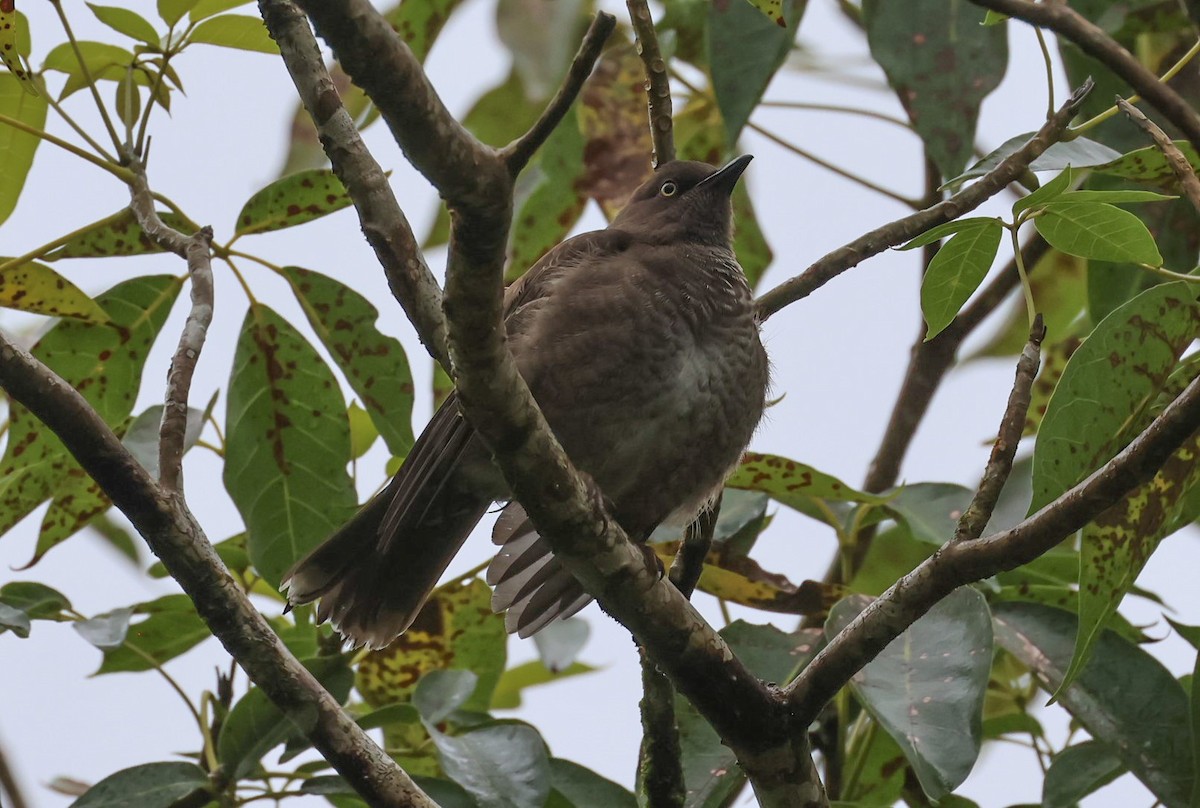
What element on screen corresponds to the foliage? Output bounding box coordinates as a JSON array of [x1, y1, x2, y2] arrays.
[[2, 0, 1200, 806]]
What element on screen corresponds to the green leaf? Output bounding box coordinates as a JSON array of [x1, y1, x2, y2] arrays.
[[26, 469, 112, 568], [42, 41, 142, 98], [726, 453, 885, 529], [920, 218, 1003, 339], [1054, 189, 1176, 205], [709, 0, 805, 143], [223, 304, 358, 587], [72, 762, 208, 808], [0, 259, 109, 321], [158, 0, 200, 26], [43, 210, 196, 260], [1034, 201, 1164, 265], [0, 73, 47, 226], [490, 661, 596, 710], [413, 669, 478, 725], [1043, 741, 1125, 808], [88, 4, 159, 44], [218, 655, 353, 779], [943, 134, 1119, 191], [0, 581, 71, 620], [496, 0, 589, 102], [189, 0, 252, 22], [884, 482, 973, 545], [74, 608, 133, 649], [235, 169, 353, 235], [508, 106, 586, 280], [827, 588, 991, 800], [531, 618, 588, 673], [93, 595, 210, 674], [897, 216, 999, 250], [548, 759, 636, 808], [283, 266, 415, 457], [864, 0, 1007, 179], [676, 622, 822, 807], [0, 8, 37, 93], [993, 602, 1193, 807], [187, 14, 278, 54], [347, 401, 379, 459], [1031, 282, 1200, 512], [0, 600, 31, 637], [0, 276, 181, 550], [121, 404, 206, 478], [1012, 165, 1074, 216], [428, 721, 551, 808]]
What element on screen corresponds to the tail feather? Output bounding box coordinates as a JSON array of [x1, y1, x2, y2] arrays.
[[488, 502, 593, 637], [283, 394, 492, 648]]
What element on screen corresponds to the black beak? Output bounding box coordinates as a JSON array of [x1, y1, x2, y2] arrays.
[[697, 155, 753, 195]]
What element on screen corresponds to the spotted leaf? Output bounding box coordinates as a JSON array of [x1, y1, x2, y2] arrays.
[[0, 258, 108, 321], [235, 169, 353, 236]]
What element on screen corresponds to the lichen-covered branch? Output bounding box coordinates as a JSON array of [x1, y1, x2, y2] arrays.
[[754, 80, 1092, 321], [259, 0, 451, 370]]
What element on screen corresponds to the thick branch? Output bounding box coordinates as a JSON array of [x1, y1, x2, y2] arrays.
[[627, 0, 675, 164], [788, 359, 1200, 724], [0, 337, 433, 808], [502, 13, 616, 174], [970, 0, 1200, 155], [754, 81, 1090, 320], [259, 0, 450, 370]]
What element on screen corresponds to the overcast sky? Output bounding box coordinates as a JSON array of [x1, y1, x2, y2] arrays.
[[2, 1, 1198, 806]]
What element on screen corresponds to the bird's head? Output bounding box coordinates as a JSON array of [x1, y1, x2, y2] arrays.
[[611, 156, 753, 246]]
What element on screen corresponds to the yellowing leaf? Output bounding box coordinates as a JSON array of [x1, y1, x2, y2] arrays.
[[0, 259, 109, 321], [0, 6, 38, 94]]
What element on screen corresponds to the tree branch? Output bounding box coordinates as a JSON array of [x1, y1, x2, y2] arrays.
[[0, 335, 433, 807], [626, 0, 675, 164], [258, 0, 451, 370], [502, 13, 617, 175], [0, 736, 28, 808], [787, 354, 1200, 724], [123, 155, 215, 492], [754, 81, 1091, 321], [295, 0, 819, 797], [969, 0, 1200, 155]]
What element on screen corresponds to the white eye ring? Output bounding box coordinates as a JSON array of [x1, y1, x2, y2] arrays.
[[660, 181, 678, 197]]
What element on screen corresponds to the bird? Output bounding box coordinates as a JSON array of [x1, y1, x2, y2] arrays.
[[282, 156, 770, 648]]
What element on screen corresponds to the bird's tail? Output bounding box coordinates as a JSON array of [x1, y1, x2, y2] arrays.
[[283, 396, 491, 649]]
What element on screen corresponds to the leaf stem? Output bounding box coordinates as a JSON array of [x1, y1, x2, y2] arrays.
[[1009, 223, 1038, 328], [1034, 27, 1056, 120], [0, 112, 134, 182], [757, 100, 913, 131], [48, 0, 123, 151], [1072, 38, 1200, 135]]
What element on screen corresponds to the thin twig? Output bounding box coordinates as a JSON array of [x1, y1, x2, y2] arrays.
[[755, 80, 1092, 321], [0, 736, 29, 808], [953, 316, 1045, 542], [670, 495, 720, 597], [788, 361, 1200, 725], [1117, 96, 1200, 214], [261, 0, 451, 370], [502, 12, 616, 174], [969, 0, 1200, 154], [626, 0, 675, 164]]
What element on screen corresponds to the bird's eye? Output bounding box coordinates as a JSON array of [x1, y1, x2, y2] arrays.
[[660, 181, 678, 197]]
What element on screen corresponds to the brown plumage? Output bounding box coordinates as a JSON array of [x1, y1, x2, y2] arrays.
[[283, 156, 769, 647]]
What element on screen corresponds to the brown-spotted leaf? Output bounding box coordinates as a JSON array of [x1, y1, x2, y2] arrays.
[[42, 209, 197, 260], [1031, 282, 1200, 512], [863, 0, 1007, 179], [19, 468, 111, 569], [235, 169, 353, 235], [1093, 141, 1200, 186], [0, 276, 181, 549], [728, 452, 885, 527], [1022, 335, 1082, 439], [0, 258, 108, 321], [0, 7, 38, 94], [578, 39, 653, 219], [355, 578, 505, 710], [283, 266, 414, 457], [1060, 427, 1200, 696], [222, 304, 358, 587]]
